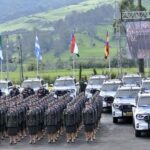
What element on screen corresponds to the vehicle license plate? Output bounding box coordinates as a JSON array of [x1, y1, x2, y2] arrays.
[[107, 103, 112, 106], [124, 112, 133, 116]]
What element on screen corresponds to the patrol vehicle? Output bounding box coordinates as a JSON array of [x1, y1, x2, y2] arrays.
[[133, 92, 150, 137], [85, 75, 107, 98], [53, 76, 77, 98], [20, 77, 48, 92], [141, 78, 150, 92], [0, 79, 13, 96], [122, 74, 142, 86], [112, 85, 140, 123], [100, 79, 122, 109]]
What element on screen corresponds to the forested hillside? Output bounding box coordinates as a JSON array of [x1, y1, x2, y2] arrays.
[[0, 0, 149, 71], [0, 0, 85, 23]]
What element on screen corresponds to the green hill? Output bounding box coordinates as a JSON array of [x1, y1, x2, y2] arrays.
[[0, 0, 149, 70], [0, 0, 116, 33], [0, 0, 149, 33]]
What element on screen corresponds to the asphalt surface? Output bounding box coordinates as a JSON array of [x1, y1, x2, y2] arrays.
[[1, 113, 150, 150]]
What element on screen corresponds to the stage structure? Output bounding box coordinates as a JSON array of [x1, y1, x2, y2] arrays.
[[121, 10, 150, 74]]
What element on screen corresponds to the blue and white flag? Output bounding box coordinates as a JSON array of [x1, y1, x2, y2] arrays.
[[0, 35, 3, 60], [35, 35, 42, 61]]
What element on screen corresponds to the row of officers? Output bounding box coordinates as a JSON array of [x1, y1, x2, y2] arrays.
[[0, 90, 103, 144]]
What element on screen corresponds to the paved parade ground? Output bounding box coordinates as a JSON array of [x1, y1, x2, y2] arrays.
[[1, 113, 150, 150]]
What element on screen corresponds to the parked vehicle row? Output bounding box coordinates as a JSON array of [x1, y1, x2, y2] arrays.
[[1, 73, 150, 138], [83, 73, 150, 137], [0, 77, 48, 96]]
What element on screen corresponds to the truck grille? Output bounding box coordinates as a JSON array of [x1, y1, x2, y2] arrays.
[[90, 89, 98, 95], [104, 96, 114, 104], [144, 115, 150, 122], [55, 90, 68, 96], [119, 105, 133, 112]]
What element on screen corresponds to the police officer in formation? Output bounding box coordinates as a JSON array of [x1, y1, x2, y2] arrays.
[[0, 89, 3, 97], [9, 86, 20, 98], [26, 94, 52, 144], [44, 104, 58, 143], [27, 107, 39, 144], [0, 102, 7, 140], [44, 94, 72, 143], [63, 93, 87, 143], [82, 92, 102, 142], [0, 90, 102, 145], [0, 90, 50, 144], [6, 108, 19, 144], [2, 95, 28, 144], [37, 87, 49, 99], [22, 86, 35, 99]]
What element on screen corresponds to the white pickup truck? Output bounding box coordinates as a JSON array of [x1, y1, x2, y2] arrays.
[[85, 75, 108, 99], [133, 92, 150, 137], [53, 76, 77, 98], [20, 77, 48, 92], [100, 79, 122, 109], [112, 85, 140, 123]]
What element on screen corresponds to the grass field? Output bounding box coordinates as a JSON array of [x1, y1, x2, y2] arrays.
[[2, 67, 145, 84]]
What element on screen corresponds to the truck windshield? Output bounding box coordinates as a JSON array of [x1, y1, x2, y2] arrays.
[[123, 77, 141, 84], [142, 82, 150, 89], [88, 78, 104, 85], [116, 89, 139, 98], [102, 83, 120, 92], [22, 81, 41, 88], [0, 83, 8, 89], [138, 97, 150, 107], [54, 80, 74, 87]]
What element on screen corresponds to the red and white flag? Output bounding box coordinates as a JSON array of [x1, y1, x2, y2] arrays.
[[70, 34, 79, 57]]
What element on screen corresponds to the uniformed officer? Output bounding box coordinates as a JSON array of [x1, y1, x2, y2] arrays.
[[22, 88, 29, 99], [82, 101, 95, 142], [63, 105, 76, 143], [26, 107, 38, 144], [9, 86, 20, 98], [44, 105, 58, 143], [22, 86, 35, 99], [17, 103, 27, 141], [0, 106, 5, 140], [36, 105, 44, 141], [0, 89, 3, 97], [37, 87, 49, 99], [6, 108, 19, 144], [27, 86, 35, 96]]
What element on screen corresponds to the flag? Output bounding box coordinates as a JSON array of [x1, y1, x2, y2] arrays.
[[35, 35, 42, 61], [104, 32, 109, 59], [70, 34, 79, 57], [0, 35, 3, 60]]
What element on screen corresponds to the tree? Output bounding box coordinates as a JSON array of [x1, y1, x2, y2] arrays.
[[120, 0, 136, 11], [93, 68, 97, 75]]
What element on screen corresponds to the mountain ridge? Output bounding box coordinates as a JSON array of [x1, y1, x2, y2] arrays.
[[0, 0, 85, 23]]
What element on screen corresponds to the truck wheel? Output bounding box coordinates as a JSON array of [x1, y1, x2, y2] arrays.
[[113, 117, 118, 123], [135, 130, 141, 137]]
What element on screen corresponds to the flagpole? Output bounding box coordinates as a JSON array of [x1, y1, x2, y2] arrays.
[[108, 56, 111, 79], [147, 58, 149, 77], [73, 54, 75, 78], [0, 35, 3, 79], [6, 35, 9, 79], [37, 58, 39, 77], [0, 60, 2, 79]]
